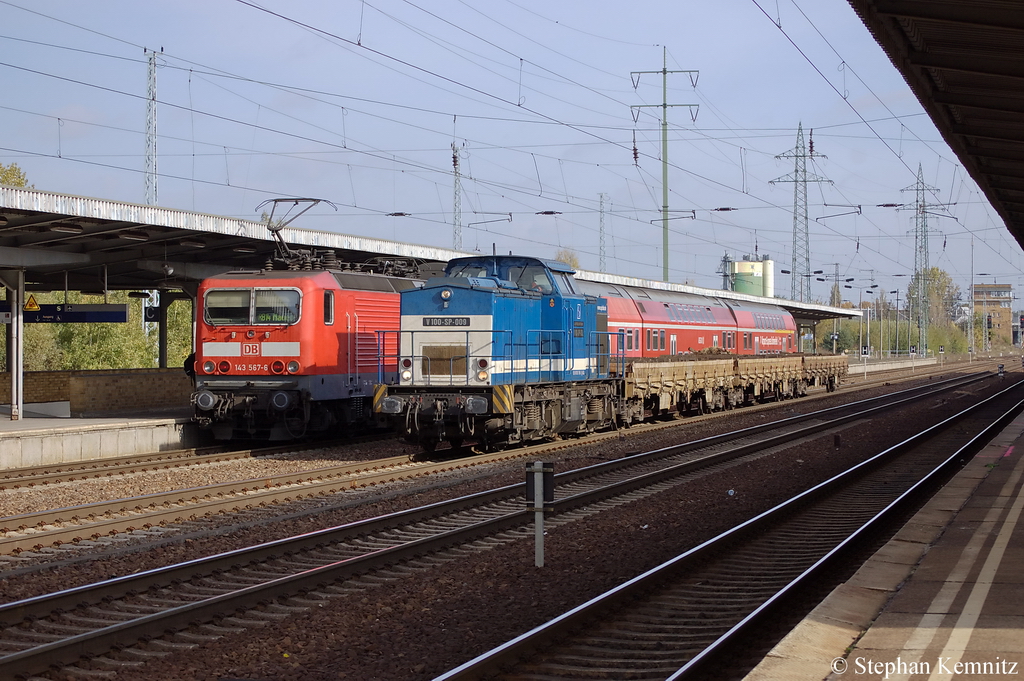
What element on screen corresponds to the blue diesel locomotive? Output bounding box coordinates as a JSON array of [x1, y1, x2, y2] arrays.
[[372, 255, 624, 451], [373, 254, 847, 453]]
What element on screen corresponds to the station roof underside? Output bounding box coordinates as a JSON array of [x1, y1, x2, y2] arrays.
[[0, 187, 461, 294], [0, 186, 856, 322], [848, 0, 1024, 249]]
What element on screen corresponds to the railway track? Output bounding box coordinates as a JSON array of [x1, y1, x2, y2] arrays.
[[0, 435, 387, 490], [0, 451, 490, 555], [0, 369, 992, 557], [435, 377, 1024, 681], [841, 356, 1002, 389], [0, 357, 994, 493], [0, 371, 1002, 679]]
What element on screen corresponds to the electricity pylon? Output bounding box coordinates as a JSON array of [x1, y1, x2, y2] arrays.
[[770, 123, 831, 303], [901, 163, 941, 354]]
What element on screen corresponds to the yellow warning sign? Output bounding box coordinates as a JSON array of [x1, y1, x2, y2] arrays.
[[23, 295, 40, 312]]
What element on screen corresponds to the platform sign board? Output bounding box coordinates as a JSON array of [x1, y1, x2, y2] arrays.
[[0, 303, 128, 323]]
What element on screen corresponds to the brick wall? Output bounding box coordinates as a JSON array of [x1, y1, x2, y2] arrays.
[[0, 371, 72, 403], [0, 369, 192, 416]]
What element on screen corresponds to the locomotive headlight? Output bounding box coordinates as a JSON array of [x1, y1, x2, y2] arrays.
[[440, 289, 452, 300], [476, 370, 489, 381], [286, 360, 300, 373], [202, 360, 216, 374], [401, 369, 412, 381]]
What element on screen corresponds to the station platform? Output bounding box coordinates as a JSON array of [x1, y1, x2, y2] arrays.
[[0, 406, 200, 469], [746, 411, 1024, 680]]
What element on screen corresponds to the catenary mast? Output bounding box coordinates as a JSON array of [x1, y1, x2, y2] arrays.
[[631, 48, 697, 282], [770, 123, 831, 303]]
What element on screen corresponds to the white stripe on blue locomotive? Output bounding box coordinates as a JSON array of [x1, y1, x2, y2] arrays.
[[399, 313, 602, 386]]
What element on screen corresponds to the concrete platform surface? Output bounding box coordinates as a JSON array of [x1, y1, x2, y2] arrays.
[[0, 407, 198, 468], [746, 411, 1024, 681]]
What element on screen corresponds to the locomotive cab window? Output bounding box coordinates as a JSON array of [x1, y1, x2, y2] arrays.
[[254, 289, 301, 324], [448, 263, 491, 278], [205, 289, 250, 325], [510, 265, 553, 294]]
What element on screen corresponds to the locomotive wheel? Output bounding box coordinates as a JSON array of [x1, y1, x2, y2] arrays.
[[481, 435, 507, 453], [408, 438, 438, 462], [282, 410, 308, 439]]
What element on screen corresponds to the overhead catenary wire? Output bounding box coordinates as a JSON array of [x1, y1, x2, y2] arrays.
[[0, 0, 1014, 291]]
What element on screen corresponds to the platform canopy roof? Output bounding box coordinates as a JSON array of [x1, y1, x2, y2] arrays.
[[0, 185, 856, 321], [0, 187, 455, 294], [848, 0, 1024, 249]]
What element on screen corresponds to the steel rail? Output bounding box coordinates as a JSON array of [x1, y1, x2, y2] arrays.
[[433, 378, 1024, 681], [0, 371, 988, 555], [0, 359, 997, 488], [0, 374, 1001, 678], [0, 371, 989, 620], [671, 386, 1024, 679], [0, 436, 379, 489]]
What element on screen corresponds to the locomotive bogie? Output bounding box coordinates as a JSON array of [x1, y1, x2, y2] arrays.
[[381, 380, 626, 451]]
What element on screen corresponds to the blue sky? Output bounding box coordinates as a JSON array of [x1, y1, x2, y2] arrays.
[[1, 0, 1020, 303]]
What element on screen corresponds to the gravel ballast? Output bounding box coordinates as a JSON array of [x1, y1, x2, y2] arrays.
[[0, 372, 1008, 680]]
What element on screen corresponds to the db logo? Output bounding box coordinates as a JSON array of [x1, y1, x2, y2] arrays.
[[242, 343, 260, 356]]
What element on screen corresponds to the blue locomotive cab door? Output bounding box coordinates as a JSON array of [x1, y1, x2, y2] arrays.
[[532, 268, 565, 383], [512, 258, 600, 383], [566, 298, 589, 380]]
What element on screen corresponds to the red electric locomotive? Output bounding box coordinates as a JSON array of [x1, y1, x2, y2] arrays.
[[190, 200, 423, 440]]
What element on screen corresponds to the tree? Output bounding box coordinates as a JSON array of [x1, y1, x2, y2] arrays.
[[0, 162, 31, 188], [553, 249, 580, 270], [907, 267, 960, 328], [0, 291, 197, 372]]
